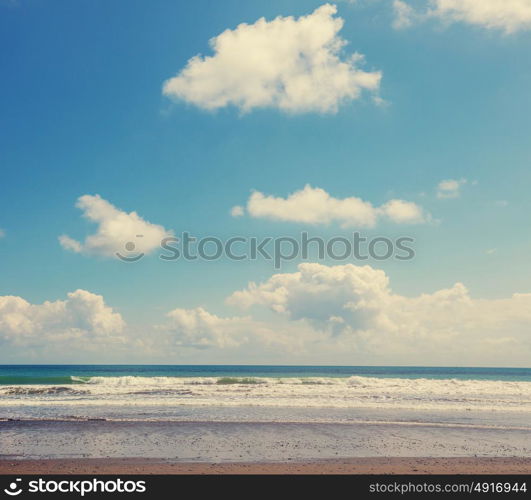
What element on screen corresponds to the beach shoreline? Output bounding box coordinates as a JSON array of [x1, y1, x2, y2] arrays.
[[1, 457, 531, 475], [1, 420, 530, 470], [2, 367, 530, 476]]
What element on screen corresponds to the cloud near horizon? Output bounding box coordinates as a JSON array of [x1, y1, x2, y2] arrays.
[[393, 0, 531, 33], [59, 195, 172, 258], [224, 262, 531, 363], [232, 185, 428, 227], [0, 290, 125, 345], [3, 264, 531, 364], [159, 307, 251, 349], [163, 4, 382, 114], [144, 262, 531, 365]]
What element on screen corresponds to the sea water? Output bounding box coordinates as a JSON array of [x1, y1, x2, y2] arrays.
[[1, 365, 530, 429]]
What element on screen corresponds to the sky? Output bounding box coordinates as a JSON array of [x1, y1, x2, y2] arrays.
[[1, 0, 531, 366]]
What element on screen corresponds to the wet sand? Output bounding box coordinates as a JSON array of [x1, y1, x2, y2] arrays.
[[1, 457, 531, 474], [1, 420, 530, 474]]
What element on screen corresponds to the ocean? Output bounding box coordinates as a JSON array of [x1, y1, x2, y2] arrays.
[[1, 365, 531, 429]]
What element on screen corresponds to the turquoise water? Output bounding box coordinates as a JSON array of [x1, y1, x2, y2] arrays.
[[1, 365, 531, 426], [0, 364, 530, 384]]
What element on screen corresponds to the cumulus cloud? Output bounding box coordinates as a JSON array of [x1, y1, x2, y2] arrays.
[[225, 262, 531, 362], [160, 305, 336, 357], [436, 178, 466, 199], [0, 290, 125, 345], [159, 307, 251, 348], [158, 306, 312, 351], [394, 0, 531, 33], [379, 198, 426, 223], [227, 263, 392, 330], [238, 185, 427, 227], [162, 4, 382, 114], [59, 195, 172, 258], [0, 228, 5, 238]]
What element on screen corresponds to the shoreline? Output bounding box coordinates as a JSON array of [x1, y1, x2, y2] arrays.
[[1, 457, 531, 475], [2, 417, 530, 431], [2, 420, 530, 463]]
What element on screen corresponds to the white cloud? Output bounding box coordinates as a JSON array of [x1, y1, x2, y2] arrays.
[[241, 185, 428, 227], [9, 264, 524, 363], [225, 262, 531, 363], [160, 307, 251, 348], [394, 0, 531, 33], [230, 205, 245, 217], [392, 0, 416, 29], [227, 263, 392, 327], [59, 195, 172, 258], [372, 95, 389, 107], [0, 228, 4, 239], [436, 178, 466, 199], [0, 290, 125, 345], [162, 4, 382, 114], [140, 262, 531, 363], [157, 305, 324, 354], [379, 198, 426, 223]]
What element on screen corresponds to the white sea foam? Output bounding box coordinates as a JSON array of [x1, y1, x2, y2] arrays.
[[1, 375, 530, 414]]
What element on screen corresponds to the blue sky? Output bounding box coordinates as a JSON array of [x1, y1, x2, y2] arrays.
[[1, 1, 531, 365]]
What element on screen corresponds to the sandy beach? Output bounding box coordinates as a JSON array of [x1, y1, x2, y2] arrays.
[[1, 457, 531, 474], [2, 420, 531, 459], [1, 420, 530, 474]]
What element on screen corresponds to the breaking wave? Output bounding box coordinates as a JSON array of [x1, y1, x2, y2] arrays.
[[1, 375, 530, 414]]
